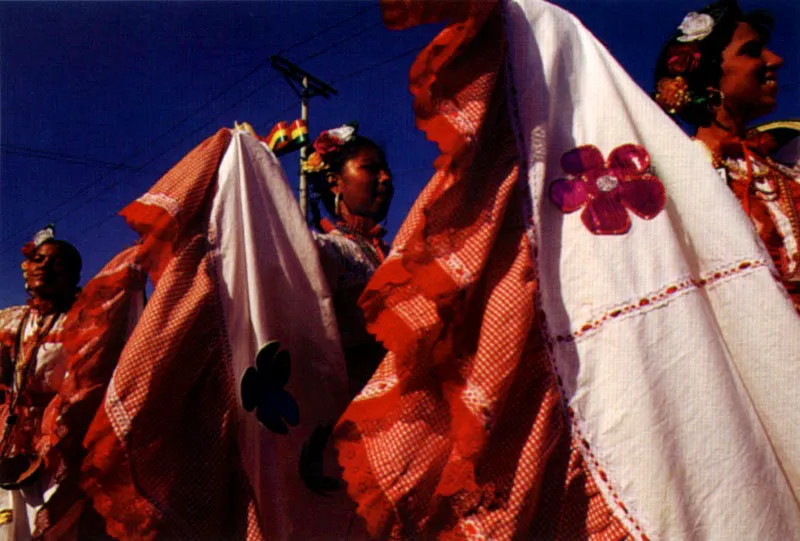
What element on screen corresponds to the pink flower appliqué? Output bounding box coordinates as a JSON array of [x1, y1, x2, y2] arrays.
[[549, 144, 666, 235]]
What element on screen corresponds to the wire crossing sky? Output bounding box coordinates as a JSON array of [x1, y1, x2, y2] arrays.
[[1, 0, 797, 306]]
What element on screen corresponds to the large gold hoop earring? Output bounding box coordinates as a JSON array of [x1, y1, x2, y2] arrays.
[[334, 193, 342, 217]]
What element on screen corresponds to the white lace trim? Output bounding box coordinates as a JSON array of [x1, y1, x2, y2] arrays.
[[137, 192, 181, 218]]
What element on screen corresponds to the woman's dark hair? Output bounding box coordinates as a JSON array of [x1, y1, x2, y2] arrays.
[[307, 134, 385, 226], [654, 0, 773, 127]]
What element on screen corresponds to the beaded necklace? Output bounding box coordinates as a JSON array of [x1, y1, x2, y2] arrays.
[[320, 217, 387, 268], [0, 308, 62, 459], [718, 144, 800, 274]]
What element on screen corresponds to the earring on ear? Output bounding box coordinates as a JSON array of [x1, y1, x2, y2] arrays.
[[334, 193, 342, 217], [704, 86, 725, 108]]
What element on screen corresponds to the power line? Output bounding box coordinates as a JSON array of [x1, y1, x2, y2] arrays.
[[7, 21, 395, 246], [333, 45, 423, 84], [0, 6, 381, 250], [0, 78, 285, 257], [0, 34, 425, 278], [0, 38, 425, 277], [65, 41, 424, 241], [302, 19, 384, 63], [116, 7, 378, 156], [1, 144, 155, 173], [0, 96, 303, 279], [275, 4, 378, 55], [1, 67, 291, 246], [68, 99, 306, 244]]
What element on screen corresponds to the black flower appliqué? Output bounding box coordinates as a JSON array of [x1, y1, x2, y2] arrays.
[[299, 424, 342, 494], [241, 341, 299, 434]]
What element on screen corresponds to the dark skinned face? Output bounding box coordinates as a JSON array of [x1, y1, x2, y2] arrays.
[[25, 243, 77, 300], [330, 146, 394, 222], [719, 22, 783, 123]]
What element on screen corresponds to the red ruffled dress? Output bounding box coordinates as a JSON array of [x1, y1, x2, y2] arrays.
[[332, 1, 635, 538], [704, 139, 800, 311], [0, 250, 144, 540], [0, 306, 67, 539]]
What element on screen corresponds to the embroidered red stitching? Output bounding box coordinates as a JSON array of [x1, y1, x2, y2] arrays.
[[537, 257, 771, 537], [569, 408, 651, 541], [539, 315, 647, 538], [554, 258, 768, 343], [510, 35, 649, 532]]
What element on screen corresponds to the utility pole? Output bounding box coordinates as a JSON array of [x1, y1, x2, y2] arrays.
[[271, 55, 337, 222]]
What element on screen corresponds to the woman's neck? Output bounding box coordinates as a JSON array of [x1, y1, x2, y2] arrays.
[[337, 206, 379, 236], [27, 291, 76, 315], [695, 105, 747, 150]]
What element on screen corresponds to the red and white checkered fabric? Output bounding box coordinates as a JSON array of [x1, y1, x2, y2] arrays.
[[80, 129, 264, 540], [0, 244, 146, 539], [334, 1, 631, 539], [337, 0, 800, 539]]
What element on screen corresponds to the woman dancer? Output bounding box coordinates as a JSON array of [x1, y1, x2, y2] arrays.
[[654, 0, 800, 309], [332, 0, 800, 538], [0, 228, 82, 540], [74, 124, 392, 539], [0, 225, 144, 540], [304, 124, 394, 395]]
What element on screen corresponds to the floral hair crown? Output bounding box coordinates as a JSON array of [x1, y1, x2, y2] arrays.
[[655, 10, 718, 116], [21, 224, 55, 259], [301, 123, 358, 174], [20, 224, 55, 290]]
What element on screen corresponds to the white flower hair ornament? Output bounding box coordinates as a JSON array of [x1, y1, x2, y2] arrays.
[[21, 224, 56, 289], [301, 123, 359, 174], [326, 125, 356, 143], [677, 12, 715, 42], [32, 224, 55, 248]]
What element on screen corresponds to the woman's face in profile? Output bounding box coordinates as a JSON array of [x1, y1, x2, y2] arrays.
[[336, 146, 394, 222], [718, 21, 783, 123]]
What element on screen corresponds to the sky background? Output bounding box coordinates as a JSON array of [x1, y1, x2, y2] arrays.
[[0, 0, 797, 306]]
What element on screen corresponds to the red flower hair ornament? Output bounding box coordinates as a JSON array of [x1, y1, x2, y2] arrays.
[[666, 43, 701, 76], [549, 144, 666, 235], [302, 124, 357, 174]]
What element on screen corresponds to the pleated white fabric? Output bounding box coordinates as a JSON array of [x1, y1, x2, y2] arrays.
[[210, 131, 351, 539], [505, 1, 800, 538]]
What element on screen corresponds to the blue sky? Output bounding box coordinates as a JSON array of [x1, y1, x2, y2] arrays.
[[1, 0, 797, 306]]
